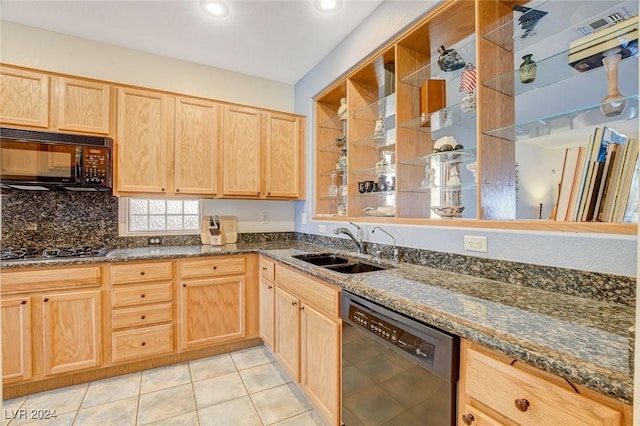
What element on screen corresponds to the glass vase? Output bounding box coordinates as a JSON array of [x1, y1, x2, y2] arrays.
[[600, 52, 626, 117]]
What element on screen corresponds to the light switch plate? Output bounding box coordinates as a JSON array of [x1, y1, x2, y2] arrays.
[[319, 224, 326, 234]]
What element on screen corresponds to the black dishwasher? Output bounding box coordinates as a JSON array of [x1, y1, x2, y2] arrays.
[[341, 291, 459, 426]]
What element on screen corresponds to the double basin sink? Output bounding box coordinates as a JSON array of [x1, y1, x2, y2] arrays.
[[292, 253, 387, 274]]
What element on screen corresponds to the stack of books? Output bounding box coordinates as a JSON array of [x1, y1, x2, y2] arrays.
[[554, 126, 638, 222], [568, 15, 638, 72]]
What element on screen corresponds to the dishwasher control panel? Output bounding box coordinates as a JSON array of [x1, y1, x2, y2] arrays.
[[348, 304, 436, 366]]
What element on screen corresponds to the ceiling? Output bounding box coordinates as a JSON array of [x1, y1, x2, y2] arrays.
[[0, 0, 386, 85]]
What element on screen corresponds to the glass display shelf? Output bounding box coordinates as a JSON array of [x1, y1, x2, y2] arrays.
[[351, 190, 396, 198], [320, 168, 347, 176], [319, 114, 344, 131], [399, 39, 476, 88], [319, 141, 344, 153], [351, 133, 396, 149], [353, 93, 396, 121], [483, 0, 638, 53], [401, 148, 476, 167], [319, 195, 342, 201], [350, 164, 397, 176], [484, 47, 638, 97], [399, 182, 477, 193], [399, 102, 477, 132], [484, 94, 639, 141]]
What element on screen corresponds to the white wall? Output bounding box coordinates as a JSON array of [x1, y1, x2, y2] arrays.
[[0, 21, 294, 112], [293, 1, 637, 277], [202, 199, 294, 233]]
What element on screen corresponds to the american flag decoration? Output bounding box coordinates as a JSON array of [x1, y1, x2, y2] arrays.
[[458, 63, 477, 94]]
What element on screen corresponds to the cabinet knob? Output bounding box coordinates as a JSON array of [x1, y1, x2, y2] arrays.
[[140, 271, 146, 276], [140, 294, 146, 298], [183, 284, 187, 288], [141, 315, 146, 320], [43, 297, 49, 302], [213, 266, 218, 270], [462, 414, 475, 425], [262, 267, 267, 271], [514, 398, 530, 412], [141, 341, 146, 346], [176, 188, 180, 192], [161, 188, 165, 192], [268, 285, 273, 290], [267, 192, 271, 195], [300, 306, 304, 311], [20, 300, 27, 305], [292, 301, 297, 306]]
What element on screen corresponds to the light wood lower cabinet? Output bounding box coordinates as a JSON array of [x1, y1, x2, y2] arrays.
[[42, 290, 102, 376], [269, 261, 341, 426], [458, 339, 632, 426], [110, 261, 174, 363], [1, 297, 32, 384], [259, 257, 276, 351]]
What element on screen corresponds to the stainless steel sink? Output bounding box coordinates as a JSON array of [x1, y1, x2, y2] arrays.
[[292, 253, 387, 274]]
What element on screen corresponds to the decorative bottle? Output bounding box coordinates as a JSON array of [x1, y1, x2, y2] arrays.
[[437, 45, 466, 72], [519, 54, 536, 84]]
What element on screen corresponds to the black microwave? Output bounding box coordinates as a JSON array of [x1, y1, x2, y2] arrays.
[[0, 127, 113, 191]]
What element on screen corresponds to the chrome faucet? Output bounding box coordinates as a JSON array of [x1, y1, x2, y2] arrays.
[[333, 222, 364, 254], [371, 226, 399, 264]]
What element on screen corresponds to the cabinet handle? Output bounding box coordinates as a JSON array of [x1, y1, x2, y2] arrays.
[[140, 271, 146, 276], [20, 300, 27, 305], [43, 297, 49, 302], [141, 341, 146, 346], [140, 294, 146, 298], [268, 285, 273, 290], [141, 315, 146, 320], [514, 398, 530, 412], [292, 301, 297, 306], [462, 414, 475, 425]]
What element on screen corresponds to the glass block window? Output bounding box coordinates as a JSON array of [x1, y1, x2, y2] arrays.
[[127, 198, 200, 233]]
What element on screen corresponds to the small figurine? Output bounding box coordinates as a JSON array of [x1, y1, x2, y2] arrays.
[[337, 97, 348, 121]]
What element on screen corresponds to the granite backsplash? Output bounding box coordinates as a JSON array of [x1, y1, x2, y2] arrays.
[[1, 190, 635, 307]]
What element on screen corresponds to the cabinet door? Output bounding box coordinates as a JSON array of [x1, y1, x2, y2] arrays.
[[275, 287, 300, 381], [42, 290, 101, 376], [1, 297, 32, 384], [179, 276, 245, 350], [301, 303, 341, 426], [259, 277, 275, 351], [264, 112, 303, 198], [117, 87, 169, 193], [220, 105, 262, 197], [55, 77, 111, 134], [0, 67, 49, 128], [174, 97, 217, 195]]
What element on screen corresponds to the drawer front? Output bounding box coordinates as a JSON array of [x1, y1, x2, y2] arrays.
[[276, 266, 339, 318], [2, 266, 101, 293], [180, 257, 245, 278], [465, 348, 621, 426], [111, 262, 172, 285], [260, 257, 275, 281], [112, 324, 173, 363], [111, 282, 173, 308], [112, 303, 173, 329]]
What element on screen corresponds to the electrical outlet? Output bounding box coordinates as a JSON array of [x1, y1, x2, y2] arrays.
[[464, 235, 487, 252], [262, 212, 269, 224], [148, 237, 163, 245], [301, 213, 307, 225], [318, 224, 326, 234]]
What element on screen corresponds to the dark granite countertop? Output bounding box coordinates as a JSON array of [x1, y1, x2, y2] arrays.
[[1, 241, 634, 404]]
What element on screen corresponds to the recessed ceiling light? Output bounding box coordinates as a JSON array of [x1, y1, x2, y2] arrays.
[[201, 0, 229, 18], [314, 0, 342, 13]]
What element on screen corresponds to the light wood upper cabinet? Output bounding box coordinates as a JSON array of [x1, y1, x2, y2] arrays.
[[42, 289, 101, 376], [116, 87, 169, 194], [220, 105, 262, 197], [0, 67, 49, 128], [1, 297, 32, 384], [264, 112, 304, 198], [174, 97, 217, 195], [55, 77, 111, 134]]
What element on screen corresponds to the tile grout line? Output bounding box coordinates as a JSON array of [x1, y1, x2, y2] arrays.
[[186, 359, 202, 426]]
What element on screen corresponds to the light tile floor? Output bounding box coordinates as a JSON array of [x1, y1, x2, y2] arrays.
[[2, 346, 326, 426]]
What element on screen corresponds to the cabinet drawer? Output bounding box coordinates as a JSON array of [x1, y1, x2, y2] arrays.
[[111, 262, 172, 285], [112, 303, 172, 329], [276, 266, 339, 318], [180, 257, 245, 278], [260, 257, 275, 281], [112, 324, 173, 363], [465, 347, 621, 426], [111, 282, 173, 308], [2, 266, 101, 293]]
